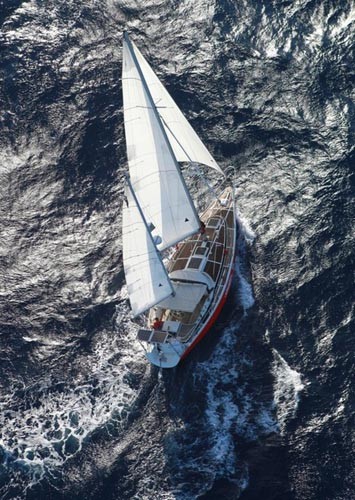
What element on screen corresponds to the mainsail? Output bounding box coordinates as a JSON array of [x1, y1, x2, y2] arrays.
[[129, 39, 224, 176], [122, 184, 174, 317], [122, 34, 201, 251]]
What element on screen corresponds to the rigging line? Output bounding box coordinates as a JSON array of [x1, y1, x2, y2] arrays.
[[129, 168, 183, 182], [158, 113, 191, 161], [158, 113, 224, 204], [125, 105, 154, 110]]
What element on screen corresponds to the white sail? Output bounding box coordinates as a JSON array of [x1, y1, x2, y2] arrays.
[[122, 185, 174, 317], [130, 40, 224, 176], [122, 35, 201, 251]]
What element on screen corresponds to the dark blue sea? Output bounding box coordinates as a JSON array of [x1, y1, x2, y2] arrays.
[[0, 1, 354, 499]]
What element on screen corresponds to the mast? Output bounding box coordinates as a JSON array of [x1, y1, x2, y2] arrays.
[[123, 32, 201, 228]]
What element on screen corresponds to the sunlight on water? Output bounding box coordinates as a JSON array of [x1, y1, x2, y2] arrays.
[[0, 0, 353, 497]]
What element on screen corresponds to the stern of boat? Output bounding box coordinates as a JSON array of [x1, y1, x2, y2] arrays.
[[146, 341, 183, 368], [137, 328, 185, 368]]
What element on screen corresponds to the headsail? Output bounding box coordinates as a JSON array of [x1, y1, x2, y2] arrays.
[[129, 39, 224, 176], [122, 33, 201, 251], [122, 184, 174, 317]]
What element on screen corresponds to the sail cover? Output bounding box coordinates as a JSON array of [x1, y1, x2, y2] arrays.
[[122, 36, 200, 251], [130, 40, 224, 176], [122, 186, 174, 317]]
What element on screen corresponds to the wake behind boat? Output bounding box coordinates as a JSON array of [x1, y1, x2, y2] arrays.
[[121, 33, 237, 368]]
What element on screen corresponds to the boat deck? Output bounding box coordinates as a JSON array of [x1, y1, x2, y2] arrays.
[[146, 187, 236, 343]]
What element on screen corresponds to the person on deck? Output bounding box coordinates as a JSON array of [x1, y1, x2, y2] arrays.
[[199, 221, 206, 235], [199, 220, 208, 241], [152, 317, 163, 330]]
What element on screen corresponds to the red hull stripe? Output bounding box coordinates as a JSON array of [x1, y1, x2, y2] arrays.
[[181, 267, 235, 361]]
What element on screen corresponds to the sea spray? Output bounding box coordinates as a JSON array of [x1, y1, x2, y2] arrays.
[[235, 262, 255, 312], [272, 348, 304, 433], [235, 211, 255, 312], [236, 207, 256, 245]]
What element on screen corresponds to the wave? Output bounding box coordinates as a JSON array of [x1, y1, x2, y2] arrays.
[[0, 314, 147, 490], [271, 347, 304, 433]]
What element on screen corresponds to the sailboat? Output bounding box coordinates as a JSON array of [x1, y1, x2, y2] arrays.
[[121, 32, 237, 368]]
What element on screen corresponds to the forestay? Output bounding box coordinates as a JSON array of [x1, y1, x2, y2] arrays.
[[130, 40, 224, 176], [122, 36, 200, 251], [122, 186, 174, 317]]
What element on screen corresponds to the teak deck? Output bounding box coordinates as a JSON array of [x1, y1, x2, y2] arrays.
[[145, 187, 236, 344]]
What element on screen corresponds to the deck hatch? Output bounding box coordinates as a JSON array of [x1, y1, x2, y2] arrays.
[[187, 257, 203, 269], [194, 246, 208, 256], [207, 217, 220, 229]]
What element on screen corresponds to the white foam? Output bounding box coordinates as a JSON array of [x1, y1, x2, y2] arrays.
[[256, 406, 279, 435], [202, 364, 250, 490], [191, 263, 255, 491], [0, 310, 147, 485], [272, 349, 304, 432], [233, 220, 255, 312], [193, 317, 277, 495], [22, 336, 39, 343], [235, 262, 255, 312], [236, 209, 256, 244]]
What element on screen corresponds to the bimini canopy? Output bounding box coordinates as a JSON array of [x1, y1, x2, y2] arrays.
[[158, 281, 207, 312]]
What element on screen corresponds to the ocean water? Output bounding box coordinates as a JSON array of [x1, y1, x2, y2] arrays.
[[0, 1, 354, 499]]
